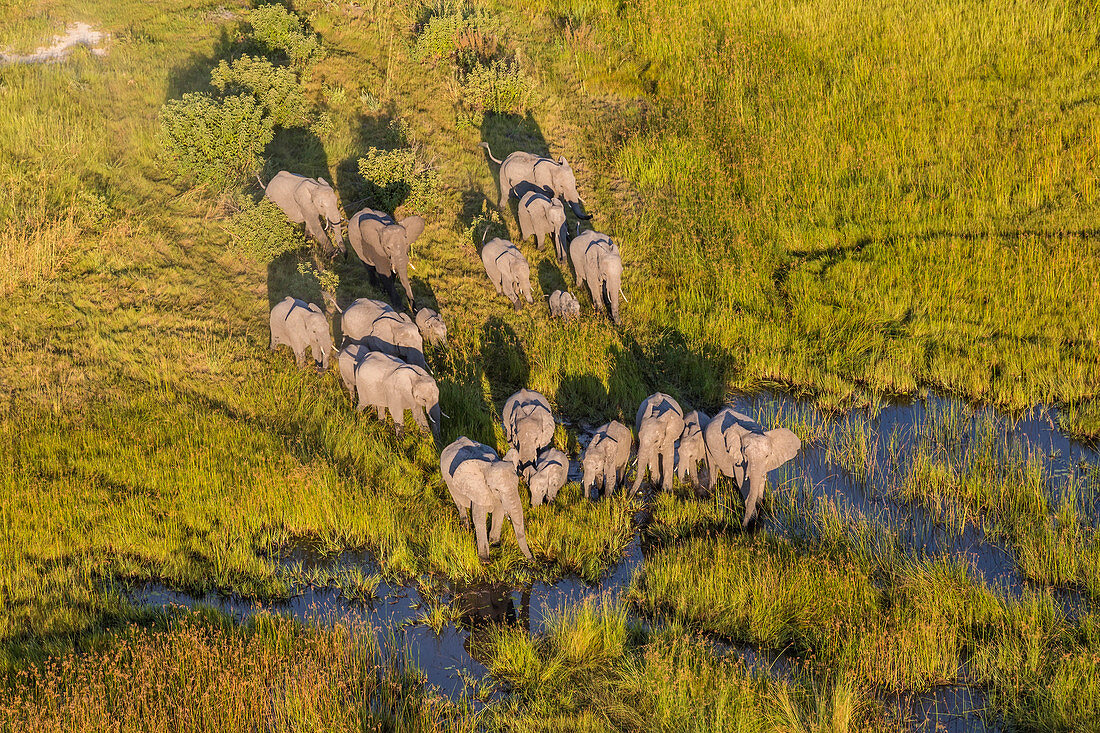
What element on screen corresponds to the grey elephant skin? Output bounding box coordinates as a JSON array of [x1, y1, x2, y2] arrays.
[[479, 143, 590, 220], [441, 437, 533, 561], [632, 393, 685, 494], [581, 421, 632, 499], [569, 229, 624, 324], [518, 191, 568, 261], [347, 207, 425, 306], [269, 296, 334, 370], [507, 447, 568, 505], [264, 171, 345, 254], [677, 410, 710, 486], [481, 238, 534, 310], [415, 308, 447, 347], [503, 389, 555, 466], [548, 290, 580, 320], [353, 350, 440, 440], [341, 298, 427, 369], [704, 408, 801, 528], [337, 342, 372, 399]]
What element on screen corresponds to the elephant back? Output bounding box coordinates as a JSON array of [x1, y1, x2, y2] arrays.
[[440, 437, 496, 482]]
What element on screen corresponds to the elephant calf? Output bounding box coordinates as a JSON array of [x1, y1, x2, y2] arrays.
[[549, 290, 580, 320], [353, 351, 440, 440], [441, 437, 533, 561], [677, 410, 711, 487], [269, 296, 334, 370], [518, 190, 568, 262], [503, 389, 556, 467], [415, 308, 447, 347], [506, 446, 569, 505], [569, 229, 623, 325], [632, 393, 685, 495], [341, 298, 427, 369], [704, 408, 802, 528], [581, 421, 633, 499], [481, 238, 534, 310]]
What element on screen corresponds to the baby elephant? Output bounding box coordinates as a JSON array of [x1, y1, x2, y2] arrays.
[[548, 290, 580, 320], [482, 238, 534, 310], [353, 351, 440, 440], [677, 410, 711, 487], [632, 393, 685, 494], [581, 421, 633, 499], [415, 308, 448, 347], [503, 389, 556, 466], [269, 296, 334, 370], [441, 437, 533, 561], [508, 447, 569, 505]]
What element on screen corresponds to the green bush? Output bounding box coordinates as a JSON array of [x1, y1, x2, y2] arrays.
[[356, 147, 441, 213], [158, 93, 274, 189], [414, 7, 467, 60], [248, 4, 324, 67], [226, 196, 309, 262], [455, 58, 533, 124], [210, 55, 310, 128]]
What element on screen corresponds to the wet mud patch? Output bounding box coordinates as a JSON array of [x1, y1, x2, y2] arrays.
[[1, 23, 109, 65]]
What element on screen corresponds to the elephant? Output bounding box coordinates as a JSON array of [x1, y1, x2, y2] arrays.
[[548, 290, 580, 320], [441, 437, 533, 561], [581, 420, 633, 499], [569, 229, 624, 325], [502, 389, 555, 466], [337, 342, 372, 399], [263, 171, 345, 254], [704, 408, 802, 528], [341, 299, 426, 369], [528, 447, 569, 505], [631, 393, 685, 494], [415, 308, 447, 347], [353, 350, 440, 440], [517, 190, 568, 262], [479, 142, 591, 220], [481, 238, 534, 310], [269, 296, 334, 370], [676, 410, 711, 487], [347, 207, 425, 306]]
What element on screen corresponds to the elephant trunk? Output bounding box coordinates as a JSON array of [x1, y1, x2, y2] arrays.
[[742, 464, 766, 528], [568, 200, 591, 220], [328, 219, 345, 253], [605, 269, 622, 325], [428, 401, 441, 442], [500, 486, 533, 560]]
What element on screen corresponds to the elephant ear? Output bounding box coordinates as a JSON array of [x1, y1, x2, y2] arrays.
[[400, 215, 426, 245], [307, 302, 323, 314], [318, 177, 331, 188], [558, 155, 567, 167], [764, 429, 801, 472]]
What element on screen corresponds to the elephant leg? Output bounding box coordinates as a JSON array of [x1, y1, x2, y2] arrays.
[[387, 400, 406, 433], [374, 404, 386, 421], [587, 278, 604, 314], [489, 506, 505, 543], [473, 504, 491, 561], [293, 346, 306, 367], [660, 448, 674, 492], [498, 171, 510, 209], [304, 218, 332, 251], [448, 489, 472, 529], [412, 406, 430, 434], [536, 232, 545, 251]]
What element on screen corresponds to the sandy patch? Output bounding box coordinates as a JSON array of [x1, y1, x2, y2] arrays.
[[1, 23, 109, 65]]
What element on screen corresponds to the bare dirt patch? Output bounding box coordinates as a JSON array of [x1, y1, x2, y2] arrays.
[[1, 22, 108, 65]]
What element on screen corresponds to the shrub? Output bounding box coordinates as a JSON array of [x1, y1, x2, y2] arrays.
[[414, 1, 501, 66], [226, 196, 308, 262], [455, 59, 533, 125], [159, 93, 274, 189], [210, 55, 310, 127], [248, 4, 324, 67], [414, 9, 466, 61], [356, 147, 441, 213]]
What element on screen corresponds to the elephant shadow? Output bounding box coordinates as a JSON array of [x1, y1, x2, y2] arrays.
[[453, 582, 530, 632], [555, 374, 612, 426], [537, 257, 570, 298], [480, 317, 530, 411], [435, 345, 496, 447], [266, 250, 324, 310]]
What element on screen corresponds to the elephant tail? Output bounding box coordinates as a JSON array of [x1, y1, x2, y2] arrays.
[[479, 142, 503, 164], [255, 172, 267, 190]]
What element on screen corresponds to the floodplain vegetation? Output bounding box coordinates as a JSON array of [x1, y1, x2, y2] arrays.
[[1, 0, 1098, 730]]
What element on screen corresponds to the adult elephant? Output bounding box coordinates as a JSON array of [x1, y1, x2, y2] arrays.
[[517, 191, 568, 262], [441, 437, 533, 561], [569, 229, 624, 325], [502, 389, 555, 466], [269, 296, 334, 370], [704, 408, 802, 528], [347, 207, 425, 306], [341, 299, 426, 369], [263, 171, 345, 254], [479, 143, 591, 220], [353, 351, 440, 440], [631, 393, 684, 494], [481, 238, 534, 310]]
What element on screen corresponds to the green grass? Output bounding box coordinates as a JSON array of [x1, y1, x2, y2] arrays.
[[2, 0, 1099, 729]]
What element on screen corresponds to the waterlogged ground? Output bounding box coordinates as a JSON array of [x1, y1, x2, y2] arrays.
[[129, 391, 1099, 730]]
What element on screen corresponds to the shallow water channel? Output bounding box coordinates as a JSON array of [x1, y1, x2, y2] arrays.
[[131, 392, 1099, 729]]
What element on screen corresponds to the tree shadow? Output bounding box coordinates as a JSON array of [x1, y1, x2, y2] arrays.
[[264, 127, 331, 183], [164, 26, 240, 101], [334, 108, 405, 216], [480, 317, 529, 410], [266, 250, 323, 310]]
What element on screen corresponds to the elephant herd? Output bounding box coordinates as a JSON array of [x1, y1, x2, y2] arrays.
[[262, 144, 803, 563]]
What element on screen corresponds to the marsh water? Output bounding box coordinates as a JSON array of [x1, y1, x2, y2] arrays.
[[131, 392, 1099, 729]]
